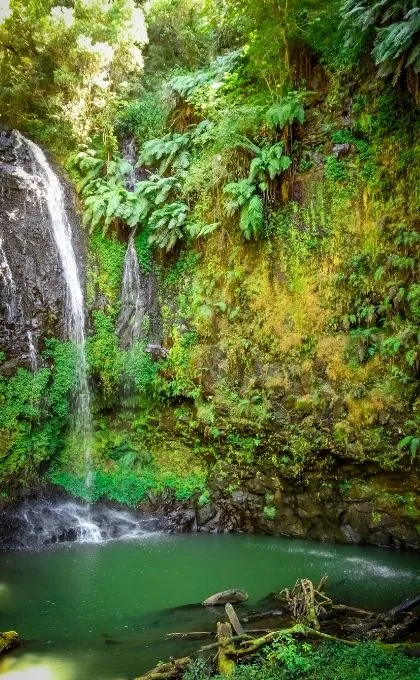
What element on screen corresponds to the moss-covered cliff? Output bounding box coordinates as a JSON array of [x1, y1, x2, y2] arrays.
[[0, 0, 418, 544]]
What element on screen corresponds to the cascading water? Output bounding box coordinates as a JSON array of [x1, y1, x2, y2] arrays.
[[14, 132, 93, 486], [0, 235, 18, 322], [117, 233, 147, 348], [0, 499, 162, 550], [26, 330, 38, 371]]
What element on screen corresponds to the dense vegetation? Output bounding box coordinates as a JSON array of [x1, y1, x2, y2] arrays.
[[0, 0, 418, 523], [184, 640, 420, 680]]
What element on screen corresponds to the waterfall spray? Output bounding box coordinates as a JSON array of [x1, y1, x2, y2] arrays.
[[14, 132, 93, 489]]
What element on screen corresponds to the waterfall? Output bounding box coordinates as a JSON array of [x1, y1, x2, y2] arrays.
[[117, 234, 147, 348], [14, 132, 93, 485], [0, 499, 162, 549], [26, 330, 38, 371], [0, 236, 18, 322]]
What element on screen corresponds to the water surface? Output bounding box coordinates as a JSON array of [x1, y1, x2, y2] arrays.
[[0, 533, 419, 679]]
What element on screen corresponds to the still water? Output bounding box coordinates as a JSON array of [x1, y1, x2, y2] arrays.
[[0, 533, 419, 679]]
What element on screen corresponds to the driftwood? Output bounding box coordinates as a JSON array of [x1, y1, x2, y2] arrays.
[[277, 576, 331, 630], [225, 603, 244, 635], [166, 631, 213, 639], [203, 589, 248, 606], [216, 621, 236, 677], [134, 581, 420, 680], [242, 610, 284, 623], [134, 657, 191, 680]]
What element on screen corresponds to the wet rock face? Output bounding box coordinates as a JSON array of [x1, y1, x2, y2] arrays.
[[164, 468, 420, 550], [0, 127, 83, 370]]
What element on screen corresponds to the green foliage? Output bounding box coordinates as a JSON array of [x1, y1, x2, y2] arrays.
[[342, 0, 420, 85], [249, 143, 291, 183], [266, 92, 305, 129], [263, 505, 277, 520], [140, 133, 191, 175], [0, 341, 76, 485], [149, 202, 189, 251], [0, 0, 148, 152], [123, 342, 159, 394], [87, 311, 123, 399], [398, 435, 420, 460], [224, 180, 263, 239], [208, 640, 420, 680], [115, 91, 167, 143], [48, 467, 205, 505]]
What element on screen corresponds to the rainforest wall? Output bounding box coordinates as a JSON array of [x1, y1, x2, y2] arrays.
[[0, 0, 419, 545]]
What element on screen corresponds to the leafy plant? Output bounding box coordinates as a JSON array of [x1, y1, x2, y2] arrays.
[[224, 179, 264, 239], [266, 92, 305, 129], [249, 142, 291, 183], [342, 0, 420, 85], [148, 202, 189, 251], [140, 132, 191, 174]]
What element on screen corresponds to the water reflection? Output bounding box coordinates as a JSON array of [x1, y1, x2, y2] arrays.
[[0, 655, 74, 680]]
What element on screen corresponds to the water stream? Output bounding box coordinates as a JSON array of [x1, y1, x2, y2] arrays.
[[117, 234, 146, 349], [0, 533, 419, 679], [13, 132, 93, 487]]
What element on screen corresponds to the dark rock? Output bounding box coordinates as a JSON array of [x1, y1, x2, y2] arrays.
[[332, 143, 354, 158], [0, 127, 84, 367]]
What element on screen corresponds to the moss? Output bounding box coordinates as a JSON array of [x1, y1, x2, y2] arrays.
[[0, 631, 20, 657]]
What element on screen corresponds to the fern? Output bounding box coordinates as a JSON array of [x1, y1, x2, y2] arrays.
[[342, 0, 420, 83], [223, 180, 264, 240], [148, 202, 189, 251], [240, 194, 264, 240], [187, 221, 220, 238], [266, 92, 305, 129], [140, 133, 191, 174]]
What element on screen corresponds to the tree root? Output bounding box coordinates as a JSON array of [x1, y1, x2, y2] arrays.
[[134, 657, 191, 680]]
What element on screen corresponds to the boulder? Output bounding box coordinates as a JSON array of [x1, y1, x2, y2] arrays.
[[202, 589, 248, 606]]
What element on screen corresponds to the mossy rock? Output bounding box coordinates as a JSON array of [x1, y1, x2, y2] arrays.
[[0, 630, 19, 656]]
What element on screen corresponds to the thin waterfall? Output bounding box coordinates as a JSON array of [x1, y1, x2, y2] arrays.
[[117, 233, 146, 348], [26, 330, 38, 371], [14, 132, 93, 487], [0, 235, 18, 322]]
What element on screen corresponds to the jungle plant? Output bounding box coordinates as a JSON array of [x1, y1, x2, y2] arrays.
[[140, 132, 191, 174], [224, 179, 263, 239], [342, 0, 420, 86], [266, 91, 305, 129], [248, 142, 291, 184], [148, 202, 190, 250]]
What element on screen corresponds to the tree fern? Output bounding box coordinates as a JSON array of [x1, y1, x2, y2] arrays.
[[148, 202, 189, 251], [341, 0, 420, 84], [140, 133, 191, 174]]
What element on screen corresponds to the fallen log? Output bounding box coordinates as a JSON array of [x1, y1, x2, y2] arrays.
[[166, 631, 213, 639], [387, 594, 420, 617], [203, 589, 248, 606], [134, 657, 191, 680], [242, 610, 284, 623], [225, 603, 244, 635], [217, 621, 236, 677]]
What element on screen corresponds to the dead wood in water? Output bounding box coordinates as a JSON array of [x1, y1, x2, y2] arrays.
[[166, 631, 213, 639], [225, 603, 244, 635], [216, 621, 236, 677], [134, 657, 191, 680], [134, 580, 420, 680], [277, 576, 331, 630]]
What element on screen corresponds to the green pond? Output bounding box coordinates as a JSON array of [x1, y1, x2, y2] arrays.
[[0, 533, 419, 680]]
